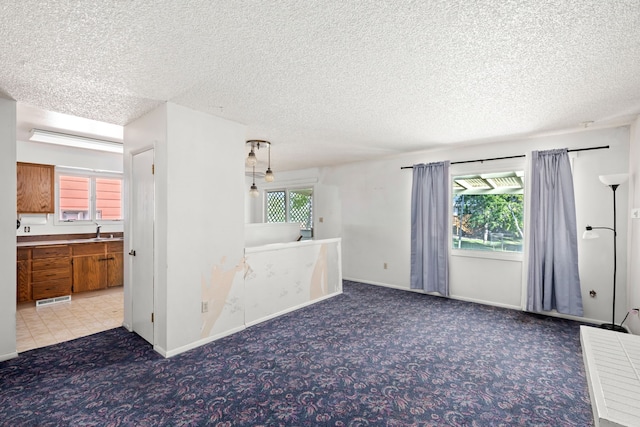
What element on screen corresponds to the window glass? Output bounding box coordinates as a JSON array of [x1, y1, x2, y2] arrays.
[[56, 170, 123, 222], [266, 188, 314, 238], [266, 190, 286, 223], [96, 178, 122, 220], [289, 188, 313, 230], [452, 172, 524, 253], [59, 175, 90, 220]]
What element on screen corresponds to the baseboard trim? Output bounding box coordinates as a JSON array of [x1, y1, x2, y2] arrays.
[[0, 351, 19, 362], [344, 277, 603, 324], [160, 325, 247, 358]]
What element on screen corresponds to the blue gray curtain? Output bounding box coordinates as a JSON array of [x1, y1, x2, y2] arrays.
[[527, 149, 583, 316], [411, 161, 450, 295]]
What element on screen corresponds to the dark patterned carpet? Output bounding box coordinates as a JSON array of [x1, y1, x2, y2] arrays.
[[0, 281, 593, 426]]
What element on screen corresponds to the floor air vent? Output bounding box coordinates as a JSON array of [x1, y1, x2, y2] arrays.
[[36, 295, 72, 307]]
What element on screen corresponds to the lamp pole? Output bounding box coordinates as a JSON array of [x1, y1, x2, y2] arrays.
[[609, 185, 620, 330], [601, 183, 626, 333], [585, 174, 628, 333]]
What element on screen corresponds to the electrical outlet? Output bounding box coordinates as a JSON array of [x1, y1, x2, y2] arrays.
[[384, 262, 388, 270], [201, 301, 208, 313]]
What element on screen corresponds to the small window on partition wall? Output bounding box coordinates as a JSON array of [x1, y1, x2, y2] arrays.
[[266, 187, 313, 233], [452, 171, 524, 253], [56, 168, 123, 222]]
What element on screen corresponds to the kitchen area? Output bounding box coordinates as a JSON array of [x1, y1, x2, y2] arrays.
[[14, 108, 125, 353]]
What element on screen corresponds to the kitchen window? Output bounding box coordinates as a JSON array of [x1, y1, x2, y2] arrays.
[[56, 168, 123, 223], [266, 187, 313, 237], [452, 171, 524, 253]]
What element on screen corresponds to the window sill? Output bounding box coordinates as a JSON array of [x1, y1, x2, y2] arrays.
[[451, 248, 523, 262]]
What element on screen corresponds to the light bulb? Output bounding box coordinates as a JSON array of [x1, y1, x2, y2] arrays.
[[246, 151, 257, 167], [249, 183, 259, 198], [265, 168, 274, 182]]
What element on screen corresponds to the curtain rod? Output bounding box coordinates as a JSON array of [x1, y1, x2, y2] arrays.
[[400, 145, 610, 169]]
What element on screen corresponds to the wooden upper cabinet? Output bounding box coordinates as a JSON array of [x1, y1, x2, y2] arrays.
[[17, 162, 55, 214]]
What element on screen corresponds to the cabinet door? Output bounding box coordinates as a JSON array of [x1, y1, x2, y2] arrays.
[[17, 162, 55, 213], [17, 260, 31, 302], [107, 252, 124, 287], [72, 255, 107, 292]]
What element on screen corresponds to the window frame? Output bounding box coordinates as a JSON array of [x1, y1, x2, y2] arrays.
[[264, 185, 314, 231], [450, 165, 525, 262], [54, 167, 124, 225]]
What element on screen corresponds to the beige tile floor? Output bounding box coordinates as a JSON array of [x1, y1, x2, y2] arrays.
[[16, 286, 124, 353]]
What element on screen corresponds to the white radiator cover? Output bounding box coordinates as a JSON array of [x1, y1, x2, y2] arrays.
[[580, 325, 640, 427]]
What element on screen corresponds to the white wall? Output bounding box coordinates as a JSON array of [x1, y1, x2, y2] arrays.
[[0, 98, 17, 361], [16, 139, 123, 237], [627, 116, 640, 334], [312, 126, 631, 324], [125, 102, 246, 357], [165, 103, 246, 354]]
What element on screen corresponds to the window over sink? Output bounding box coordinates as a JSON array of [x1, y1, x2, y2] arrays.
[[56, 167, 123, 223]]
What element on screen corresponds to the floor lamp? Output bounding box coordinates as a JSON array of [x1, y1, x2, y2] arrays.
[[583, 173, 628, 333]]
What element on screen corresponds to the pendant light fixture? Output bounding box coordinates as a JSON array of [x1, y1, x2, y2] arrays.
[[249, 165, 259, 198], [265, 142, 274, 182], [246, 140, 275, 195], [246, 145, 257, 167]]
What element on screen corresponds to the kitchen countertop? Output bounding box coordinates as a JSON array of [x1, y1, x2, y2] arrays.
[[17, 237, 124, 248]]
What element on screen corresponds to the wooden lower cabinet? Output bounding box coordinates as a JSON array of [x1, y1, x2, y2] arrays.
[[72, 254, 107, 292], [31, 245, 72, 300], [16, 248, 31, 303], [17, 239, 124, 302], [72, 241, 124, 292], [72, 243, 108, 292], [107, 252, 124, 287]]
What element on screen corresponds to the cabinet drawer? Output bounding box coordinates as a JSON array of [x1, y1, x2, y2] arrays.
[[106, 241, 123, 253], [32, 280, 72, 300], [32, 257, 70, 271], [32, 268, 71, 283], [32, 245, 70, 259]]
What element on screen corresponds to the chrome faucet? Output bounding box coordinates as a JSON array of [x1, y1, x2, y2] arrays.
[[94, 222, 102, 239]]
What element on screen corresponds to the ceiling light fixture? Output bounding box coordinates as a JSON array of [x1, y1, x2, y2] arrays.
[[29, 129, 123, 153], [245, 140, 274, 194], [249, 166, 259, 198], [265, 142, 274, 182]]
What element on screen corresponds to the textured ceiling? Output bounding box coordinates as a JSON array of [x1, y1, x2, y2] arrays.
[[2, 1, 640, 171]]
